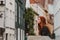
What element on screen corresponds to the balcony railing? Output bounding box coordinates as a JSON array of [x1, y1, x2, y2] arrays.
[[0, 0, 5, 6]]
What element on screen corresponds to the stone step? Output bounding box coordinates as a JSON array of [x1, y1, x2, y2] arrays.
[[27, 36, 53, 40]]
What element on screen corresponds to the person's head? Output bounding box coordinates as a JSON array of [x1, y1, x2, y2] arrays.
[[37, 16, 46, 27], [39, 16, 46, 28], [40, 16, 46, 25]]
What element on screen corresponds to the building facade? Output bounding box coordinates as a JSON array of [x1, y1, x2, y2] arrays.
[[0, 0, 16, 40], [26, 0, 48, 35], [30, 0, 55, 35], [15, 0, 26, 40], [0, 0, 5, 40]]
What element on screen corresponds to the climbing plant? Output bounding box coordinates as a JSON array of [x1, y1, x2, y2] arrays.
[[24, 8, 37, 35]]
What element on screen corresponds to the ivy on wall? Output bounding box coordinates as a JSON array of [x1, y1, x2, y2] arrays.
[[24, 8, 37, 35]]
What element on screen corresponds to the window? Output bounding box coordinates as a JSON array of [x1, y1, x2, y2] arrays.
[[15, 2, 17, 22], [19, 6, 20, 18], [19, 6, 20, 24]]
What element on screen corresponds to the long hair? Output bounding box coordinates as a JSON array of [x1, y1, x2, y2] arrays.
[[38, 16, 46, 28], [40, 16, 46, 25], [38, 16, 46, 34]]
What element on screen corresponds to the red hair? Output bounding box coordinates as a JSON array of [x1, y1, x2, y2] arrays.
[[38, 16, 46, 29], [40, 16, 46, 24]]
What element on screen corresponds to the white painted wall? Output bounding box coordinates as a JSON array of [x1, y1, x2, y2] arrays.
[[53, 0, 60, 36], [54, 11, 60, 36], [53, 0, 60, 15], [30, 4, 46, 17], [48, 4, 54, 14]]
